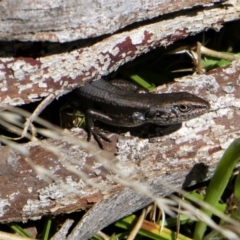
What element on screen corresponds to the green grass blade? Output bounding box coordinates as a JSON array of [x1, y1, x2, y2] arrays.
[[8, 223, 31, 238], [41, 217, 52, 240], [234, 171, 240, 199], [129, 74, 155, 91], [194, 138, 240, 240]]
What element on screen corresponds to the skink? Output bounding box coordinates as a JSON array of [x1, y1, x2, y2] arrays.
[[68, 79, 210, 148]]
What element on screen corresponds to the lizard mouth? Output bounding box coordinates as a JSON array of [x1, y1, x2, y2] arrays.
[[153, 104, 210, 125]]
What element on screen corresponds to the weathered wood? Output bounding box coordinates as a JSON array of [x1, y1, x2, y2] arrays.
[[0, 0, 240, 238], [0, 60, 239, 238], [0, 0, 225, 42], [0, 1, 239, 106], [59, 60, 240, 239]]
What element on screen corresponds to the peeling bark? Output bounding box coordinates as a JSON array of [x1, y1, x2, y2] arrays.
[[0, 60, 239, 238], [0, 1, 240, 238], [0, 1, 239, 106], [0, 0, 226, 42]]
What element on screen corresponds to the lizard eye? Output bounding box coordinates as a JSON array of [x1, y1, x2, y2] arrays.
[[177, 104, 192, 112]]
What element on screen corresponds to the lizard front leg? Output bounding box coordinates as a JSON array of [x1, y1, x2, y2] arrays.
[[85, 109, 113, 148]]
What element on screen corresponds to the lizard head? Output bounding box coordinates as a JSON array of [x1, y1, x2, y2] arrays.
[[145, 92, 210, 125]]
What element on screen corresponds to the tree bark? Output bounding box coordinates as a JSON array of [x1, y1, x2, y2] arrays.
[[0, 60, 240, 239], [0, 0, 240, 238], [0, 1, 239, 106], [0, 0, 226, 42]]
